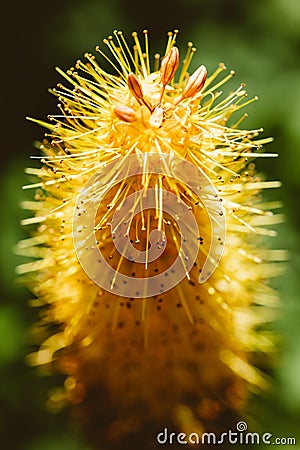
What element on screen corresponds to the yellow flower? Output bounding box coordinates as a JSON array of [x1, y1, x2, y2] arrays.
[[17, 30, 284, 448]]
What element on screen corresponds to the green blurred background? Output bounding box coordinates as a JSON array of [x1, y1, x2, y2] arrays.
[[1, 0, 300, 448]]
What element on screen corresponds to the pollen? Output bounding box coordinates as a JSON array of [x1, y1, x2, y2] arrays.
[[18, 29, 284, 449]]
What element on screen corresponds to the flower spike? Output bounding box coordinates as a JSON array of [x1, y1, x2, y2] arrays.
[[19, 29, 283, 450]]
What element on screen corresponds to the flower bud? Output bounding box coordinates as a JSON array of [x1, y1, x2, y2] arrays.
[[160, 47, 180, 86], [114, 105, 137, 122], [127, 73, 144, 104], [182, 65, 207, 99]]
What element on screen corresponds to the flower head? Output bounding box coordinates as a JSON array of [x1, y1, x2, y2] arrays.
[[17, 29, 284, 449]]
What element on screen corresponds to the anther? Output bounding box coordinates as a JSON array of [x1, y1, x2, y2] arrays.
[[154, 53, 160, 71]]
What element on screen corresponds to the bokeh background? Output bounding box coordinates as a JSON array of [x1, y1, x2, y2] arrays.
[[1, 0, 300, 448]]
